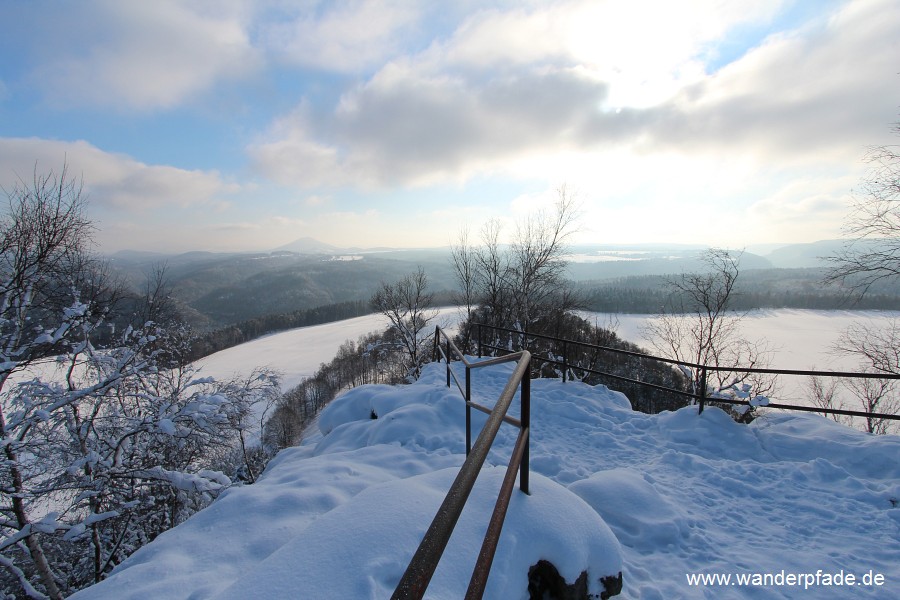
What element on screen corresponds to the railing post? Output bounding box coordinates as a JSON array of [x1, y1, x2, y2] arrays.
[[562, 340, 568, 382], [433, 325, 440, 363], [698, 367, 707, 414], [446, 337, 452, 388], [520, 364, 530, 495], [465, 365, 472, 456]]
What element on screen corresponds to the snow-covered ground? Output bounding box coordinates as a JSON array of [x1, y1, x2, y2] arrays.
[[586, 309, 900, 372], [70, 311, 900, 599], [191, 308, 900, 399], [192, 307, 463, 392]]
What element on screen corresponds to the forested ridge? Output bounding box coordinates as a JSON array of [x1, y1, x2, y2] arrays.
[[580, 268, 900, 313]]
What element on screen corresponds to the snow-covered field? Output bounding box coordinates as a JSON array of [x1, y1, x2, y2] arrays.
[[193, 308, 900, 401], [70, 310, 900, 599], [192, 307, 463, 392], [586, 309, 900, 407], [586, 309, 900, 372]]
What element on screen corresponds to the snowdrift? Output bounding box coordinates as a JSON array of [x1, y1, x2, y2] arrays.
[[71, 360, 900, 599]]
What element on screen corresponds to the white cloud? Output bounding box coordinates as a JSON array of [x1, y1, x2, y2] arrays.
[[0, 137, 239, 211], [745, 175, 853, 241], [247, 103, 345, 187], [251, 65, 613, 188], [251, 0, 860, 191], [260, 0, 421, 72], [652, 0, 900, 161], [303, 195, 329, 207], [32, 0, 260, 110], [431, 0, 784, 107]]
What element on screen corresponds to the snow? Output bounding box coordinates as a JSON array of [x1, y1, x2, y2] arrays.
[[69, 312, 900, 599], [587, 309, 900, 409], [192, 308, 461, 392], [587, 309, 900, 371]]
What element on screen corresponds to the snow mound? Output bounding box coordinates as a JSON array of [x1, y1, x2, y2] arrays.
[[214, 467, 622, 600], [569, 468, 688, 552], [71, 357, 900, 600]]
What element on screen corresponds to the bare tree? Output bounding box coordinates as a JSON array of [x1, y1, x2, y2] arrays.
[[135, 262, 180, 327], [821, 121, 900, 432], [472, 218, 511, 328], [642, 248, 775, 414], [370, 267, 436, 379], [450, 227, 479, 351], [831, 320, 900, 433], [833, 319, 900, 374], [806, 374, 847, 425], [825, 121, 900, 294], [454, 186, 579, 339], [509, 186, 580, 330], [842, 376, 898, 435]]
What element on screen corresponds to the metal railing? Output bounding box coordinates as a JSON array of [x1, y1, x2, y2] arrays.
[[391, 326, 531, 600], [476, 323, 900, 423]]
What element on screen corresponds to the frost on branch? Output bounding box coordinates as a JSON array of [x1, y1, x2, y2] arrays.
[[0, 165, 282, 598]]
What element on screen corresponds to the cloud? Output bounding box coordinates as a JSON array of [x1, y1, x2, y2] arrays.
[[250, 0, 900, 194], [303, 195, 329, 207], [251, 65, 613, 188], [260, 0, 421, 72], [649, 0, 900, 162], [29, 0, 260, 110], [433, 0, 783, 107], [747, 176, 853, 237], [0, 137, 239, 211], [205, 215, 305, 233]]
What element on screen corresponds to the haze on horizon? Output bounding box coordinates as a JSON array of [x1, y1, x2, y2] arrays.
[[1, 0, 898, 254]]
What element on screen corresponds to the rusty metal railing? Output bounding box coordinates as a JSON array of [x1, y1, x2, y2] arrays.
[[476, 322, 900, 423], [390, 326, 530, 600]]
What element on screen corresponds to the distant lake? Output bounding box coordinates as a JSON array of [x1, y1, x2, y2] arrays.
[[582, 309, 900, 406], [584, 309, 900, 370]]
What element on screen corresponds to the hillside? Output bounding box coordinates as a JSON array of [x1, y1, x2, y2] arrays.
[[107, 240, 900, 332], [70, 337, 900, 599], [108, 247, 460, 329]]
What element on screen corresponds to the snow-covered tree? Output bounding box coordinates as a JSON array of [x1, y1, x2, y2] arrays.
[[0, 167, 280, 598]]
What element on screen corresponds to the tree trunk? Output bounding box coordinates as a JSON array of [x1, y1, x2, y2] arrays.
[[7, 450, 63, 600]]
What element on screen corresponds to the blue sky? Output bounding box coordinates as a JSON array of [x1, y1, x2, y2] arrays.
[[1, 0, 898, 253]]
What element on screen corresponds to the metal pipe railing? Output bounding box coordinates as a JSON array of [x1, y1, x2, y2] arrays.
[[391, 327, 531, 600], [478, 322, 900, 421]]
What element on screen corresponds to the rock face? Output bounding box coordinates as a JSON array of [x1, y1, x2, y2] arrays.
[[527, 560, 623, 599]]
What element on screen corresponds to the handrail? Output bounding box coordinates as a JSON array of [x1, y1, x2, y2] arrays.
[[477, 322, 900, 422], [391, 326, 530, 600]]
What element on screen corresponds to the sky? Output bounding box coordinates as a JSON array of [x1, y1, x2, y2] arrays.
[[1, 0, 899, 254]]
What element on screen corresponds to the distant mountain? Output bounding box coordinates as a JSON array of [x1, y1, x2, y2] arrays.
[[104, 238, 900, 331], [761, 240, 846, 269], [274, 237, 343, 254], [565, 243, 773, 280]]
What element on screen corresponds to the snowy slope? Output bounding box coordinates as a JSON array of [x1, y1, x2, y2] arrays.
[[192, 308, 461, 392], [71, 353, 899, 599]]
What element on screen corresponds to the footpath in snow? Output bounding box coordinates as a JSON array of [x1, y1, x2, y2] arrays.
[[72, 359, 900, 599]]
